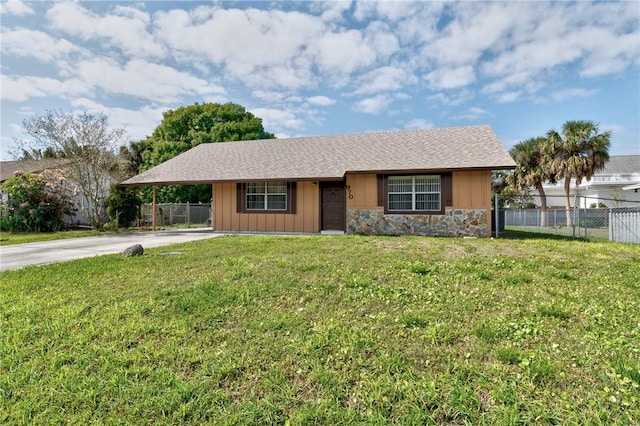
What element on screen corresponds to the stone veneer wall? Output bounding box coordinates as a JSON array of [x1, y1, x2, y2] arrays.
[[346, 208, 488, 237]]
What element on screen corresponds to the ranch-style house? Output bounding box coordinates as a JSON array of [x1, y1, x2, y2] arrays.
[[123, 125, 516, 237]]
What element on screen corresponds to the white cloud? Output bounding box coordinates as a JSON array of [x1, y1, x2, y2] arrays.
[[1, 28, 79, 63], [483, 38, 583, 79], [479, 1, 639, 94], [0, 75, 45, 102], [252, 91, 292, 104], [70, 98, 167, 141], [46, 2, 165, 59], [547, 88, 598, 103], [310, 29, 377, 77], [1, 75, 89, 102], [250, 108, 305, 132], [75, 58, 225, 103], [482, 71, 545, 97], [0, 0, 34, 16], [425, 66, 475, 90], [352, 66, 417, 95], [423, 2, 520, 67], [578, 31, 640, 77], [495, 91, 521, 103], [307, 96, 335, 106], [154, 7, 325, 87], [363, 21, 400, 62], [451, 107, 490, 121], [352, 95, 393, 114], [427, 90, 475, 107], [314, 1, 350, 22], [404, 119, 434, 130], [354, 1, 426, 22]]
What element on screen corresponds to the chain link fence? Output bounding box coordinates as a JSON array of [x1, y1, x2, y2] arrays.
[[503, 196, 640, 243], [140, 203, 211, 227]]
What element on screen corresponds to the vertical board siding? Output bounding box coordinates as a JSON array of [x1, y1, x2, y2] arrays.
[[452, 170, 491, 209], [452, 170, 492, 231], [346, 174, 380, 209], [214, 181, 319, 232]]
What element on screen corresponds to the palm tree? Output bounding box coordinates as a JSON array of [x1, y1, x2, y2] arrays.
[[507, 137, 555, 227], [545, 120, 611, 226]]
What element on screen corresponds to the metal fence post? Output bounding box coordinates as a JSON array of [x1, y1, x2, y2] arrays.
[[571, 201, 580, 238], [584, 207, 588, 240], [494, 195, 499, 238]]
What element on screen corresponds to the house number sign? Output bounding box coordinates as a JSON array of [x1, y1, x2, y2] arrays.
[[346, 185, 354, 199]]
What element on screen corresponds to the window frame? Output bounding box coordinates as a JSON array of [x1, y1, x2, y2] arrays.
[[245, 182, 288, 211], [236, 181, 297, 214], [378, 173, 452, 215]]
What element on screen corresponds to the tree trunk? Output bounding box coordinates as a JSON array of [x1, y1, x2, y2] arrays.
[[536, 182, 547, 227], [563, 176, 572, 227]]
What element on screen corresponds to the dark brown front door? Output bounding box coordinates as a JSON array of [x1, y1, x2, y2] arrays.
[[321, 182, 345, 231]]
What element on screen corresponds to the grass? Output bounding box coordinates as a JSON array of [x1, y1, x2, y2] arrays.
[[504, 225, 609, 242], [0, 229, 103, 246], [1, 235, 639, 424], [0, 224, 210, 246]]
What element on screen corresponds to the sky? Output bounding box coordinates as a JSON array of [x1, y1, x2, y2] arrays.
[[1, 0, 639, 161]]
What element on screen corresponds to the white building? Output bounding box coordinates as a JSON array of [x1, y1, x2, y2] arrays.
[[1, 159, 114, 226], [535, 155, 640, 208]]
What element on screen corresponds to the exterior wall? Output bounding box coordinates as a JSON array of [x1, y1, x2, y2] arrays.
[[212, 170, 493, 236], [346, 174, 379, 209], [345, 171, 492, 237], [213, 181, 320, 232], [452, 170, 493, 232], [532, 182, 640, 208], [346, 208, 488, 237]]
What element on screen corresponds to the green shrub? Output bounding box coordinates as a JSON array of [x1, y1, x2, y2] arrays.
[[105, 184, 142, 228], [0, 171, 76, 232]]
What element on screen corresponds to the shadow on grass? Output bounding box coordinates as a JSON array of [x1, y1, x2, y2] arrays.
[[498, 229, 587, 241]]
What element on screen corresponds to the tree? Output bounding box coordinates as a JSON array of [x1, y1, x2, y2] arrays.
[[19, 146, 61, 160], [104, 184, 142, 229], [545, 120, 611, 226], [492, 170, 530, 208], [0, 171, 76, 232], [506, 137, 556, 226], [128, 102, 275, 203], [17, 110, 127, 230]]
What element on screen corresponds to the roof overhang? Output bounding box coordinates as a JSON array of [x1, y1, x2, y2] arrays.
[[120, 125, 516, 187], [622, 182, 640, 191]]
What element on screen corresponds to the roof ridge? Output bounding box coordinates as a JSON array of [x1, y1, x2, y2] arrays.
[[280, 123, 493, 140]]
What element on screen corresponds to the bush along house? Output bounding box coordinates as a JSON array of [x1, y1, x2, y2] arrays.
[[122, 125, 516, 237]]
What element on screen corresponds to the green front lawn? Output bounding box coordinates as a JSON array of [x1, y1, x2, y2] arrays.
[[0, 229, 103, 246], [1, 235, 639, 424]]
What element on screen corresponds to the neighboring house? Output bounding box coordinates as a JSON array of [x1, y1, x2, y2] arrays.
[[1, 159, 52, 186], [123, 125, 516, 237], [1, 159, 63, 202], [0, 159, 112, 226], [534, 155, 640, 208]]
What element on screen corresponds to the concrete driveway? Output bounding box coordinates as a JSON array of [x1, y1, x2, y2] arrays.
[[0, 228, 224, 271]]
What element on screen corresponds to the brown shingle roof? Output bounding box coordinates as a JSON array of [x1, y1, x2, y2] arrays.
[[122, 125, 516, 185], [0, 159, 68, 183]]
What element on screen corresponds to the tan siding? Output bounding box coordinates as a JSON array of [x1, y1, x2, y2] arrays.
[[213, 181, 319, 232], [452, 170, 492, 229], [346, 174, 380, 209], [453, 170, 490, 208]]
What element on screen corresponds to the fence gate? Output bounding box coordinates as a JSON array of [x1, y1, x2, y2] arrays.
[[609, 209, 640, 244]]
